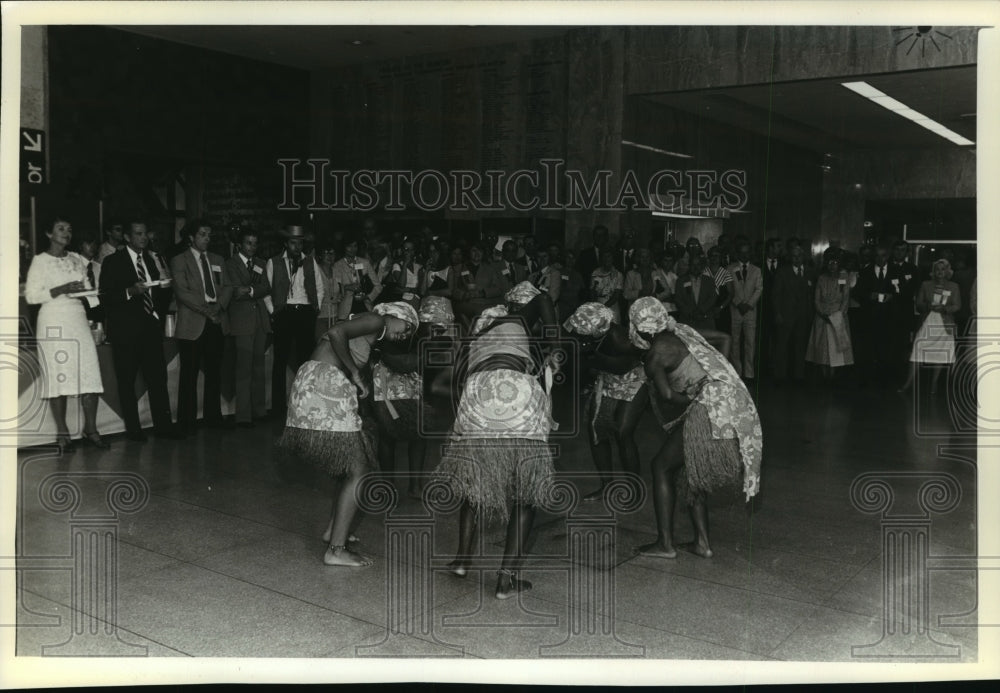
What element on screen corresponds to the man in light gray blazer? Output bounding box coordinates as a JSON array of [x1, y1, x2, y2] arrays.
[[170, 219, 227, 434], [727, 240, 764, 380], [220, 228, 272, 427]]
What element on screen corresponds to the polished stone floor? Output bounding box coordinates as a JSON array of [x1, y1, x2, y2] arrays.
[[14, 376, 978, 661]]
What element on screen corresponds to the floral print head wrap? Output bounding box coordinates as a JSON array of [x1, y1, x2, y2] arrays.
[[373, 301, 419, 332], [505, 280, 541, 306], [417, 295, 455, 326], [563, 302, 616, 338], [628, 296, 677, 349], [472, 304, 510, 335]]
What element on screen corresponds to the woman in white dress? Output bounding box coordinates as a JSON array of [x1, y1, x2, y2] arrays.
[[805, 252, 854, 382], [24, 217, 108, 453], [899, 259, 961, 394]]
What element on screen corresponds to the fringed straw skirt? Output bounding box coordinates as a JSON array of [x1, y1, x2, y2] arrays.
[[278, 360, 376, 477], [436, 369, 554, 522]]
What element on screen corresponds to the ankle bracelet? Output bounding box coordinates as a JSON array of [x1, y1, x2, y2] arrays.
[[328, 545, 346, 551]]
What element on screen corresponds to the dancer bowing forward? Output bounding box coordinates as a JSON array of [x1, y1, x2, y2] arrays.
[[278, 301, 418, 567], [563, 302, 647, 501], [628, 297, 762, 559], [437, 281, 560, 599]]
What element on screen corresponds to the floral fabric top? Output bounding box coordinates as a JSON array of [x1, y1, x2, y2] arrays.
[[285, 360, 362, 433], [372, 361, 422, 402], [451, 369, 552, 441]]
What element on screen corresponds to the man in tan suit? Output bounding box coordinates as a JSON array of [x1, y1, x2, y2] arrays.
[[170, 219, 227, 434], [220, 228, 272, 428], [727, 240, 764, 381]]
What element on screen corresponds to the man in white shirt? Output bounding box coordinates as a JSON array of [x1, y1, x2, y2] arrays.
[[170, 219, 228, 434], [265, 224, 325, 413], [96, 220, 125, 263]]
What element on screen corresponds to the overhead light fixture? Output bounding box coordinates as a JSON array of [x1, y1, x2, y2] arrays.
[[622, 140, 693, 159], [841, 81, 974, 146]]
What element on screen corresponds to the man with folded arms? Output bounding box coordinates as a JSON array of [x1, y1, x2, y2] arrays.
[[171, 219, 227, 435], [220, 227, 272, 428]]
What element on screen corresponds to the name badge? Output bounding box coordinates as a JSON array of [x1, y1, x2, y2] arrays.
[[891, 278, 899, 285], [561, 274, 569, 281], [683, 281, 692, 288], [253, 265, 263, 274], [402, 292, 415, 301], [466, 283, 477, 290], [942, 290, 952, 298], [905, 274, 912, 281], [354, 263, 364, 271], [211, 264, 221, 273], [877, 293, 886, 303], [501, 269, 510, 276], [838, 278, 847, 285], [462, 271, 471, 278]]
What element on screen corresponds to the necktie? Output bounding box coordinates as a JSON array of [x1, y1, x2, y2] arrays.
[[200, 252, 216, 299], [878, 267, 884, 280], [290, 256, 301, 275], [247, 257, 254, 275], [86, 261, 95, 288], [135, 256, 155, 316], [741, 263, 747, 281], [508, 262, 514, 279]]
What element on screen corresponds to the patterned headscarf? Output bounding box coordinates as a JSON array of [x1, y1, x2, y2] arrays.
[[373, 301, 419, 331], [563, 302, 616, 338], [418, 295, 455, 326], [505, 280, 541, 306], [472, 304, 509, 335], [628, 296, 676, 349]]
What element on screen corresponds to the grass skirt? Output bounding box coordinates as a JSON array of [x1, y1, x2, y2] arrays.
[[680, 402, 742, 499], [436, 439, 554, 523], [278, 426, 376, 478]]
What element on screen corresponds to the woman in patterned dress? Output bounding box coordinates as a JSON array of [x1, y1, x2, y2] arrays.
[[437, 282, 560, 599], [629, 297, 762, 559], [278, 301, 418, 567], [24, 217, 108, 453], [563, 302, 647, 501], [589, 248, 625, 323]]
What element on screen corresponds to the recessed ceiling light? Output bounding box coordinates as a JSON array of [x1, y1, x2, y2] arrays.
[[841, 81, 974, 146], [346, 39, 372, 47]]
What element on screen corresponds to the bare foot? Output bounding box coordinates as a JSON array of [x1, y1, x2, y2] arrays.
[[448, 558, 468, 578], [678, 541, 713, 558], [322, 529, 359, 544], [495, 571, 532, 600], [323, 545, 373, 567], [582, 486, 606, 502], [636, 541, 677, 559]]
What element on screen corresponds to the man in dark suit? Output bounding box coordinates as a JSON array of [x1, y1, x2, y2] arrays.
[[890, 240, 920, 366], [856, 244, 902, 387], [758, 237, 783, 378], [98, 221, 178, 441], [771, 244, 814, 383], [613, 227, 638, 274], [499, 239, 529, 290], [220, 228, 272, 428], [674, 254, 719, 332], [577, 225, 609, 284], [170, 219, 227, 435]]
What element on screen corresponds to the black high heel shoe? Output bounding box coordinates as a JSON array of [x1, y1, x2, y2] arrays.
[[81, 431, 110, 449], [55, 434, 75, 455]]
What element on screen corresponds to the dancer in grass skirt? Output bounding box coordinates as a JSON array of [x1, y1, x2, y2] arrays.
[[278, 301, 418, 566], [437, 281, 561, 599], [628, 297, 762, 559], [563, 302, 647, 501]]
